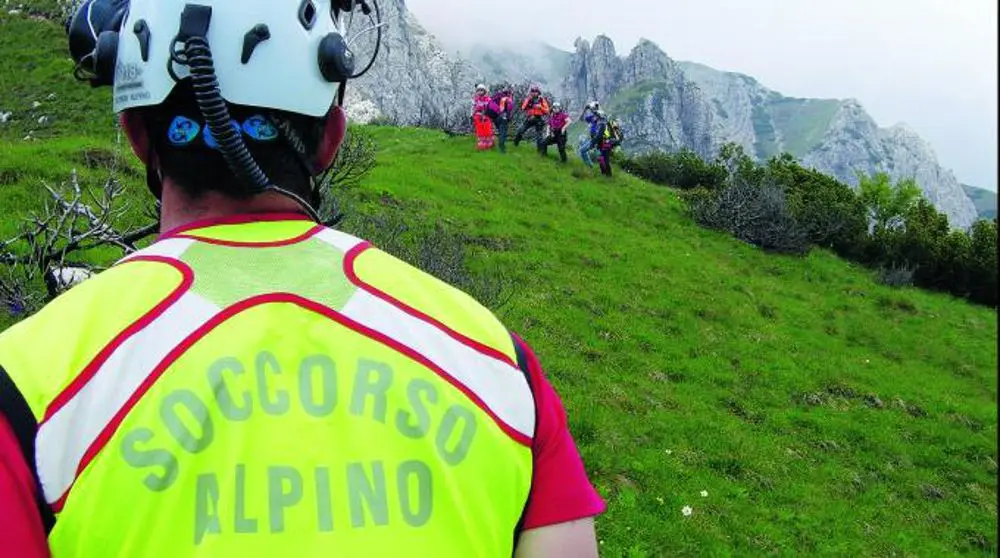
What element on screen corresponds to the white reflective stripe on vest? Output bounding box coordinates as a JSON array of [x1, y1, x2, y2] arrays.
[[35, 291, 220, 506], [340, 290, 535, 439], [314, 228, 363, 253], [313, 231, 536, 439], [118, 237, 195, 263]]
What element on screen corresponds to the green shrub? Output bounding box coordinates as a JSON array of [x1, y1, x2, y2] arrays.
[[968, 219, 998, 306], [689, 176, 809, 255], [862, 194, 997, 307], [625, 141, 996, 307], [764, 154, 868, 258], [620, 149, 727, 190]]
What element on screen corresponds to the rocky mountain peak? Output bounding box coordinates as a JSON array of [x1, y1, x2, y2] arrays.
[[591, 35, 618, 57], [800, 97, 979, 228], [343, 0, 478, 127], [624, 38, 679, 84]]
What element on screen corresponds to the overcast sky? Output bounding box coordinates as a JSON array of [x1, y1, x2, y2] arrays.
[[406, 0, 998, 191]]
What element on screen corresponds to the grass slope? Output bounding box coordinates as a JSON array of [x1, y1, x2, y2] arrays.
[[767, 98, 841, 158], [1, 11, 998, 556], [357, 128, 997, 556], [0, 13, 115, 142], [963, 184, 998, 221]]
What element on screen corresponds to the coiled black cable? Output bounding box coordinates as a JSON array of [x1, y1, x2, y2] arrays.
[[181, 36, 271, 193]]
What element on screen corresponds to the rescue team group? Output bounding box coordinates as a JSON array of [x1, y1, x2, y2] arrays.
[[471, 84, 624, 177]]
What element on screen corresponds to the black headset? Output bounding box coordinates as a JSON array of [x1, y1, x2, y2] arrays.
[[67, 0, 370, 88], [66, 0, 128, 86]]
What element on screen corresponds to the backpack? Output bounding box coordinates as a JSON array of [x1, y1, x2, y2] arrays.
[[492, 91, 511, 112], [606, 119, 624, 145]]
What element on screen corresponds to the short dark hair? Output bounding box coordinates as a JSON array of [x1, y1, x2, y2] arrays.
[[135, 81, 328, 202]]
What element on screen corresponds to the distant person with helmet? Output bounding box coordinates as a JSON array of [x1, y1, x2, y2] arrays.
[[540, 102, 571, 162], [513, 84, 550, 148], [588, 110, 618, 176], [491, 84, 515, 153], [472, 83, 498, 150], [0, 0, 605, 556], [578, 101, 602, 166], [579, 100, 600, 123]]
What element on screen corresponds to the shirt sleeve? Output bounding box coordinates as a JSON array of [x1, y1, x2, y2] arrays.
[[0, 414, 50, 557], [512, 334, 606, 530]]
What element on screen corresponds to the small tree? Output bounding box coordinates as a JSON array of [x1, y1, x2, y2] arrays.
[[714, 142, 761, 185], [858, 172, 921, 234]]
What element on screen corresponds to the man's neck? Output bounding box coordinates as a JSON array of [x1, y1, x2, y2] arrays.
[[158, 180, 308, 234]]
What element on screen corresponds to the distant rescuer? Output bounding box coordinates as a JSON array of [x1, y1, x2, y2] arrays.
[[0, 0, 605, 556], [513, 84, 551, 148]]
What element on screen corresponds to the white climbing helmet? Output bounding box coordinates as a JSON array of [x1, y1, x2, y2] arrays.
[[586, 100, 600, 111], [552, 102, 563, 112], [70, 0, 373, 117], [476, 83, 487, 94]]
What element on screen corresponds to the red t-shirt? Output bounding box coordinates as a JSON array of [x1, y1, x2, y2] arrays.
[[0, 335, 604, 553]]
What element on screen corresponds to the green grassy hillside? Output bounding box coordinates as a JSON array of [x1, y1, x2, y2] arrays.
[[767, 97, 841, 158], [963, 184, 998, 221], [1, 9, 997, 556], [356, 128, 998, 555]]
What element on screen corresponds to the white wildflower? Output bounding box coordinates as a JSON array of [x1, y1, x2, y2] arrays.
[[700, 490, 708, 498], [681, 506, 693, 516]]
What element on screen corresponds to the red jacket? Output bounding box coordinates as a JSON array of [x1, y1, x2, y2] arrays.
[[521, 95, 550, 117]]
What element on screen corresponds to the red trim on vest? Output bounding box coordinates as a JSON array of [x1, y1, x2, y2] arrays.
[[40, 257, 195, 424], [343, 242, 520, 369], [172, 224, 324, 248], [158, 212, 313, 240], [53, 293, 531, 512]]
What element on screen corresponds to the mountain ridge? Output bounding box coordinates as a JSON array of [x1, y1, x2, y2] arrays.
[[344, 3, 977, 228]]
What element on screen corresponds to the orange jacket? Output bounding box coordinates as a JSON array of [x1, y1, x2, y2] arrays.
[[521, 95, 550, 117]]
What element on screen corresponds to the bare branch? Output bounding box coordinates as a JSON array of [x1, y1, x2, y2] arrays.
[[1, 170, 159, 317]]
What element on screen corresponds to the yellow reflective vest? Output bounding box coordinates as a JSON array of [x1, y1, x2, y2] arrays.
[[0, 216, 536, 557]]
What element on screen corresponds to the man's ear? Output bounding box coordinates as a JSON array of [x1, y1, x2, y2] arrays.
[[119, 111, 152, 165], [315, 105, 347, 170]]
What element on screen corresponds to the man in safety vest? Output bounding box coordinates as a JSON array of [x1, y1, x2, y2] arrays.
[[0, 0, 605, 556], [512, 85, 550, 148]]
